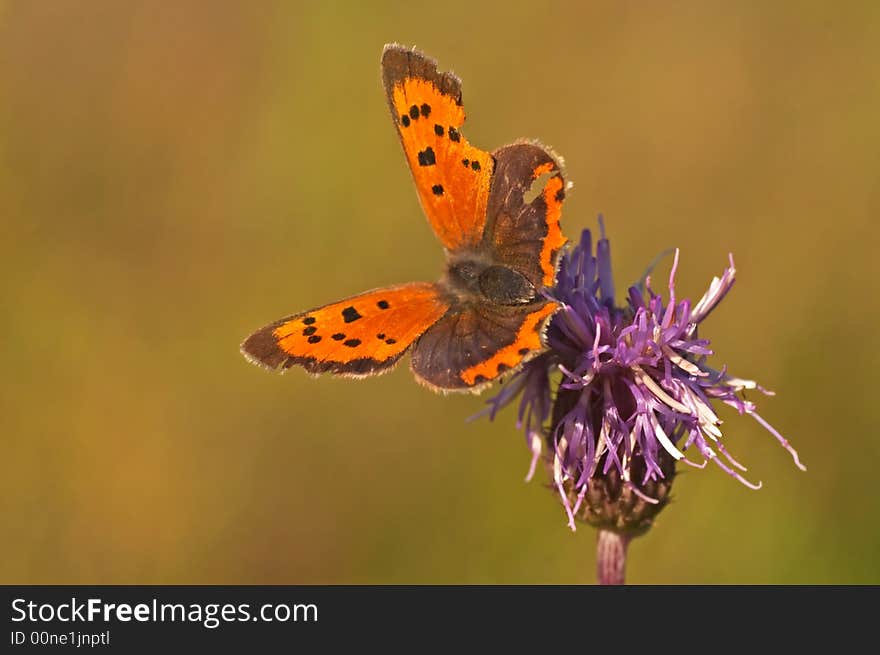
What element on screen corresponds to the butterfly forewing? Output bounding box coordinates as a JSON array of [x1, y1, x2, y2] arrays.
[[241, 283, 450, 377], [381, 44, 495, 251]]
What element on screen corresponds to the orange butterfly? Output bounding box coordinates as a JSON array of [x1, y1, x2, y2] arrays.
[[241, 44, 568, 392]]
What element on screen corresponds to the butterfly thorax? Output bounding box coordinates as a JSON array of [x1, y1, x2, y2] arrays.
[[443, 254, 536, 306]]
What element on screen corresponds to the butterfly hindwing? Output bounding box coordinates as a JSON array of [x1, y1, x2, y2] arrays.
[[410, 300, 558, 391], [485, 142, 568, 288], [381, 44, 495, 251], [241, 283, 450, 378]]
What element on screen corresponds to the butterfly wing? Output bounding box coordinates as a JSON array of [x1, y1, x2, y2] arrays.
[[409, 143, 568, 391], [381, 44, 495, 250], [484, 142, 568, 288], [241, 283, 450, 378], [410, 301, 557, 391]]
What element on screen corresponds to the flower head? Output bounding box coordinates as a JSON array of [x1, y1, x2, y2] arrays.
[[483, 218, 805, 533]]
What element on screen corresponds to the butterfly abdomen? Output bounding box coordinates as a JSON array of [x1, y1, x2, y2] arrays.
[[477, 265, 535, 305], [444, 257, 536, 306]]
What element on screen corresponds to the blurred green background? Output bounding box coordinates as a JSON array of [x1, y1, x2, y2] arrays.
[[2, 1, 878, 584]]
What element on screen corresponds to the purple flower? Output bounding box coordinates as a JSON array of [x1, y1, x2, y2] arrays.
[[482, 219, 805, 533]]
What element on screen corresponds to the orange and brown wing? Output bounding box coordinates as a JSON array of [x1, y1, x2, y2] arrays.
[[381, 44, 494, 251], [410, 301, 558, 391], [241, 283, 450, 378], [485, 142, 568, 288], [408, 144, 568, 391]]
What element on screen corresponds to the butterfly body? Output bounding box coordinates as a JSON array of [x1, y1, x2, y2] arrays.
[[443, 257, 536, 306], [241, 45, 567, 392]]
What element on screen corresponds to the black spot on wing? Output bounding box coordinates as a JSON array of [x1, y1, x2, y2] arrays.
[[302, 326, 317, 336], [377, 300, 390, 309], [344, 338, 361, 348], [417, 147, 436, 166], [302, 317, 316, 325], [448, 127, 460, 142], [434, 124, 444, 136], [307, 335, 322, 344], [332, 333, 345, 341], [431, 184, 444, 196], [401, 114, 410, 127], [409, 105, 420, 120], [420, 103, 431, 118], [342, 306, 362, 323]]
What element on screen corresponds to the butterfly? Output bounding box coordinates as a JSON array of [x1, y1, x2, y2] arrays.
[[240, 44, 568, 392]]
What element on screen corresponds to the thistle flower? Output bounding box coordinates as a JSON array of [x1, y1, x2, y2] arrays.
[[482, 218, 805, 581]]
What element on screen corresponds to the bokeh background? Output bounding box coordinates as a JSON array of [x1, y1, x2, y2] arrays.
[[2, 1, 878, 584]]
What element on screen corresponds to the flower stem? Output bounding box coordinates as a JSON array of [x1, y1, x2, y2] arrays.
[[596, 529, 631, 585]]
